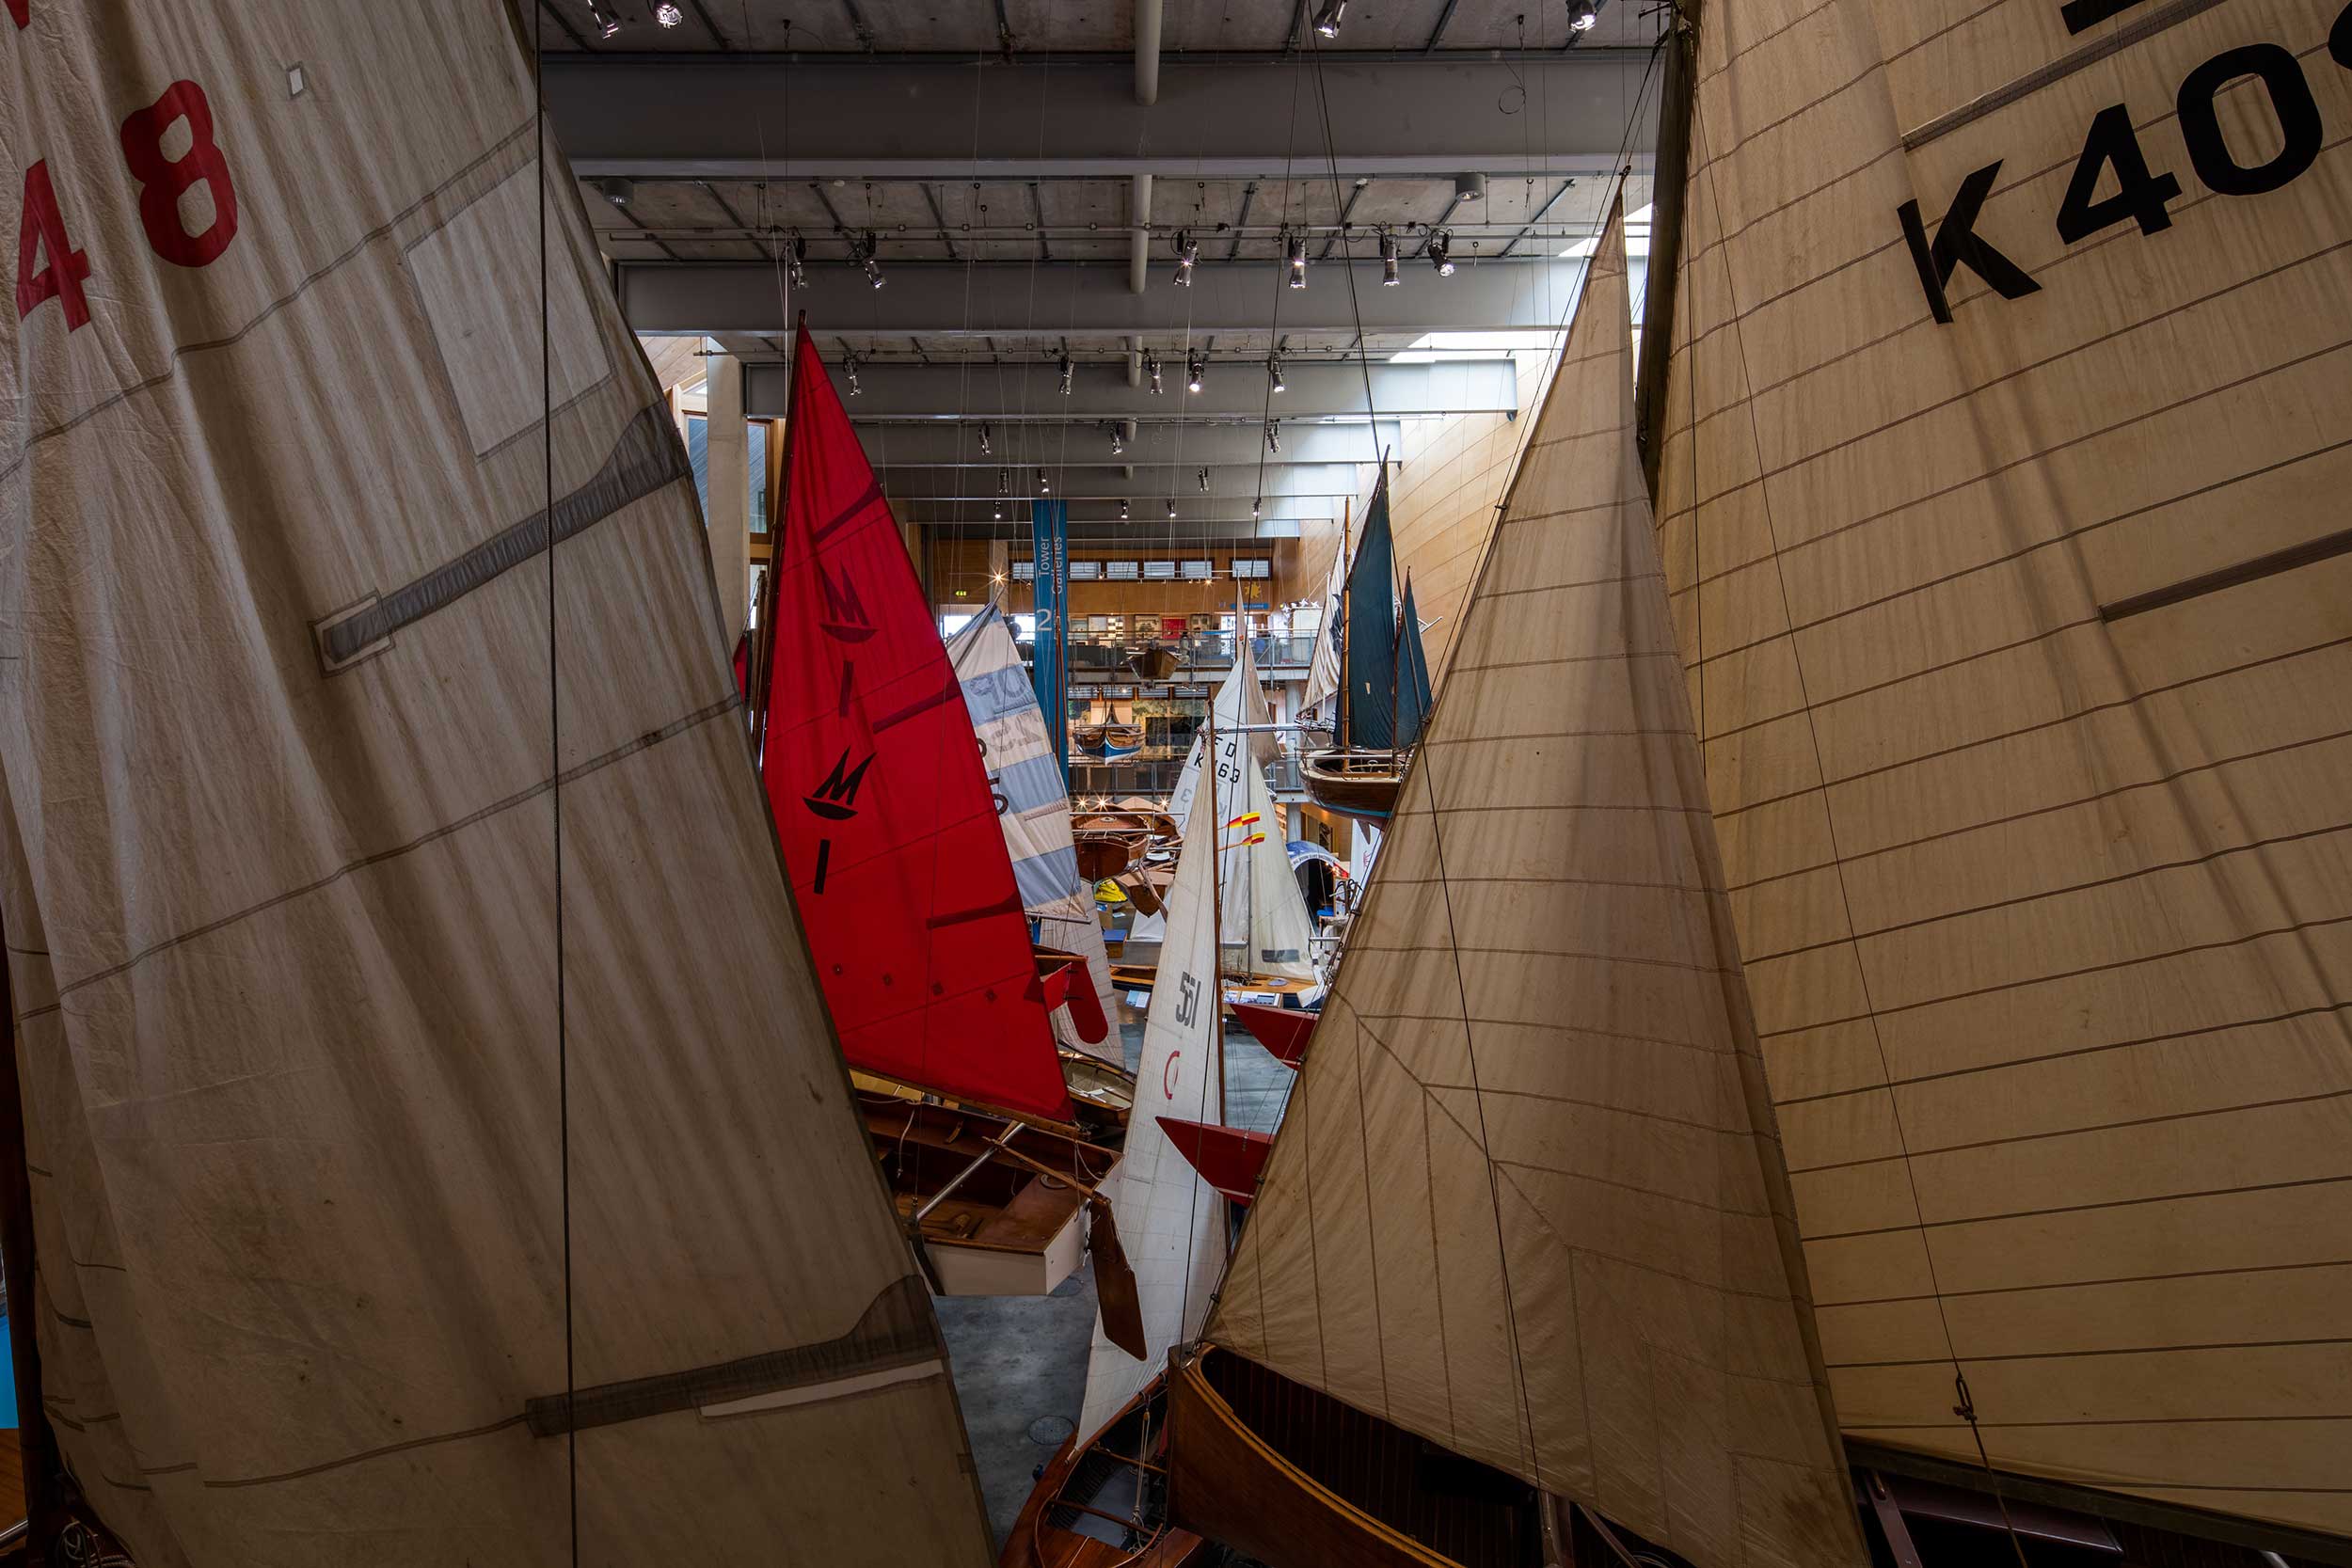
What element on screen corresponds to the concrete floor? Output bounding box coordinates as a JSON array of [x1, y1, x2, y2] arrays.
[[935, 999, 1300, 1550]]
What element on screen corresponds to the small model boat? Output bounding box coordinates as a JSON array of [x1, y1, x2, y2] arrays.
[[1302, 468, 1431, 826]]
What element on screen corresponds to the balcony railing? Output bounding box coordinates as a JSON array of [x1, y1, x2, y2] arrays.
[[1019, 632, 1322, 677], [1069, 752, 1309, 801]]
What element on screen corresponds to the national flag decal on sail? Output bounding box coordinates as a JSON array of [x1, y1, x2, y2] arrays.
[[817, 560, 875, 642], [803, 746, 877, 820]]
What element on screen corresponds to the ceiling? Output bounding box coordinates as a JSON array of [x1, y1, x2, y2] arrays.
[[549, 0, 1665, 537]]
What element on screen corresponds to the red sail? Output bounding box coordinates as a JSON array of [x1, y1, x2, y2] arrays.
[[761, 325, 1073, 1124]]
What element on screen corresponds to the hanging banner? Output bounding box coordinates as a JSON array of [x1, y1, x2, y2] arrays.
[[1030, 499, 1070, 784]]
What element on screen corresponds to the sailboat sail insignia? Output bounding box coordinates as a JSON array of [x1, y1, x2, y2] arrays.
[[762, 325, 1073, 1125], [0, 10, 993, 1561], [1184, 200, 1867, 1568]]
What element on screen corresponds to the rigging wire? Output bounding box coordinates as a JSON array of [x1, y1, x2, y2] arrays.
[[1681, 59, 2033, 1568], [531, 5, 580, 1562]]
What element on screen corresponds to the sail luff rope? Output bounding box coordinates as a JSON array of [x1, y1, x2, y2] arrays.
[[531, 8, 580, 1562], [1684, 77, 2030, 1568]]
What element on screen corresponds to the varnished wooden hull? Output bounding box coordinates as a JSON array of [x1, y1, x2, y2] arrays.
[[1167, 1349, 1541, 1568], [1000, 1381, 1211, 1568], [1300, 750, 1405, 824]]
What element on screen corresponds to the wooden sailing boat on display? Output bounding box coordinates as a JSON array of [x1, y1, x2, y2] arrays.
[[0, 5, 993, 1562], [1000, 712, 1235, 1568], [1167, 201, 1873, 1568], [755, 323, 1120, 1295], [1300, 468, 1434, 826]]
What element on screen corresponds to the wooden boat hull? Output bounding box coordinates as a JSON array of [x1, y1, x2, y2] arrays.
[[1301, 749, 1405, 824], [860, 1096, 1094, 1296], [1000, 1380, 1211, 1568], [1167, 1348, 1542, 1568]]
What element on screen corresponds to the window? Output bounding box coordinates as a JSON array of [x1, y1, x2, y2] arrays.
[[748, 422, 769, 534], [1181, 559, 1213, 580]]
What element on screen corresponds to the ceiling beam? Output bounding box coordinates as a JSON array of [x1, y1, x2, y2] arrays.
[[830, 420, 1401, 467], [545, 55, 1655, 181], [621, 258, 1586, 338], [747, 358, 1516, 420], [879, 464, 1359, 501]]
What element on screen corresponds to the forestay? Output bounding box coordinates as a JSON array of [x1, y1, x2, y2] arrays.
[[947, 605, 1120, 1063], [1209, 206, 1867, 1568], [1657, 0, 2352, 1538], [1077, 785, 1229, 1441], [0, 4, 990, 1562]]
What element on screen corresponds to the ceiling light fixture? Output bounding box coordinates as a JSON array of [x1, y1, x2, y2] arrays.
[[1454, 172, 1487, 203], [1120, 499, 1131, 521], [1038, 467, 1050, 494], [786, 233, 807, 289], [1109, 425, 1125, 456], [1430, 230, 1456, 277], [588, 5, 622, 40], [1145, 352, 1165, 394], [842, 348, 862, 396], [1312, 0, 1345, 39], [1198, 467, 1211, 493], [1285, 230, 1307, 290], [1267, 354, 1286, 393], [1186, 352, 1206, 394], [655, 1, 684, 24], [1172, 230, 1199, 287], [596, 177, 634, 209], [1252, 497, 1263, 519], [978, 422, 992, 456], [1568, 0, 1599, 31], [1264, 420, 1280, 454], [1379, 229, 1400, 286], [856, 231, 885, 289], [1167, 499, 1179, 519], [1058, 355, 1074, 396]]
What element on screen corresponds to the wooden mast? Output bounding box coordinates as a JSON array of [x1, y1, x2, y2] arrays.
[[746, 310, 808, 771]]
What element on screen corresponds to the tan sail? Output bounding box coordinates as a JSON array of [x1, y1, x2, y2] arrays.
[[1652, 0, 2352, 1542], [0, 6, 988, 1562], [1205, 203, 1867, 1568]]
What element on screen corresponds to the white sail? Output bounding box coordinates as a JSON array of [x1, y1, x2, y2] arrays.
[[1656, 0, 2352, 1540], [1168, 641, 1317, 982], [1300, 534, 1350, 716], [946, 606, 1120, 1063], [0, 8, 988, 1563], [1208, 205, 1867, 1568], [1077, 784, 1228, 1439]]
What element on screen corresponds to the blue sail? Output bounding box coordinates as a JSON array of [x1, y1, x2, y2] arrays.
[[1393, 576, 1433, 751], [1342, 471, 1399, 751]]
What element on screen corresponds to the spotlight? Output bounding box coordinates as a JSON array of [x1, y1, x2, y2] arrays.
[[588, 5, 622, 39], [656, 1, 684, 24], [1172, 230, 1199, 287], [1186, 352, 1205, 394], [1167, 499, 1178, 519], [1285, 230, 1307, 290], [1146, 352, 1165, 394], [1198, 467, 1211, 493], [1379, 229, 1400, 286], [842, 348, 862, 397], [1430, 229, 1455, 277], [1264, 420, 1280, 454], [1109, 425, 1125, 456], [1120, 499, 1131, 521], [1454, 172, 1487, 204], [787, 234, 807, 289], [596, 177, 634, 209], [1252, 497, 1263, 519], [1568, 0, 1598, 30], [1058, 355, 1074, 396], [1313, 0, 1345, 38], [1267, 355, 1286, 393], [978, 422, 992, 456], [856, 231, 885, 289], [1038, 467, 1050, 494]]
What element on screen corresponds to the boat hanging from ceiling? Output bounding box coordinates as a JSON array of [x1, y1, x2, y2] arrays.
[[0, 7, 994, 1561], [1300, 469, 1433, 825], [1169, 198, 1868, 1568]]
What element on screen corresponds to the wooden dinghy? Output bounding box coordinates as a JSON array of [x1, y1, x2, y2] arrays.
[[859, 1094, 1109, 1297], [998, 1379, 1209, 1568], [1167, 1348, 1543, 1568]]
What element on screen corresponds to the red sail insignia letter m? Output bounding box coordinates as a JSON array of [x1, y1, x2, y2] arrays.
[[817, 562, 875, 643], [803, 747, 877, 821]]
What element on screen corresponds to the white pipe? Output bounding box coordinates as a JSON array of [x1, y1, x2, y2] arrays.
[[1134, 0, 1164, 104], [1128, 172, 1153, 296]]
